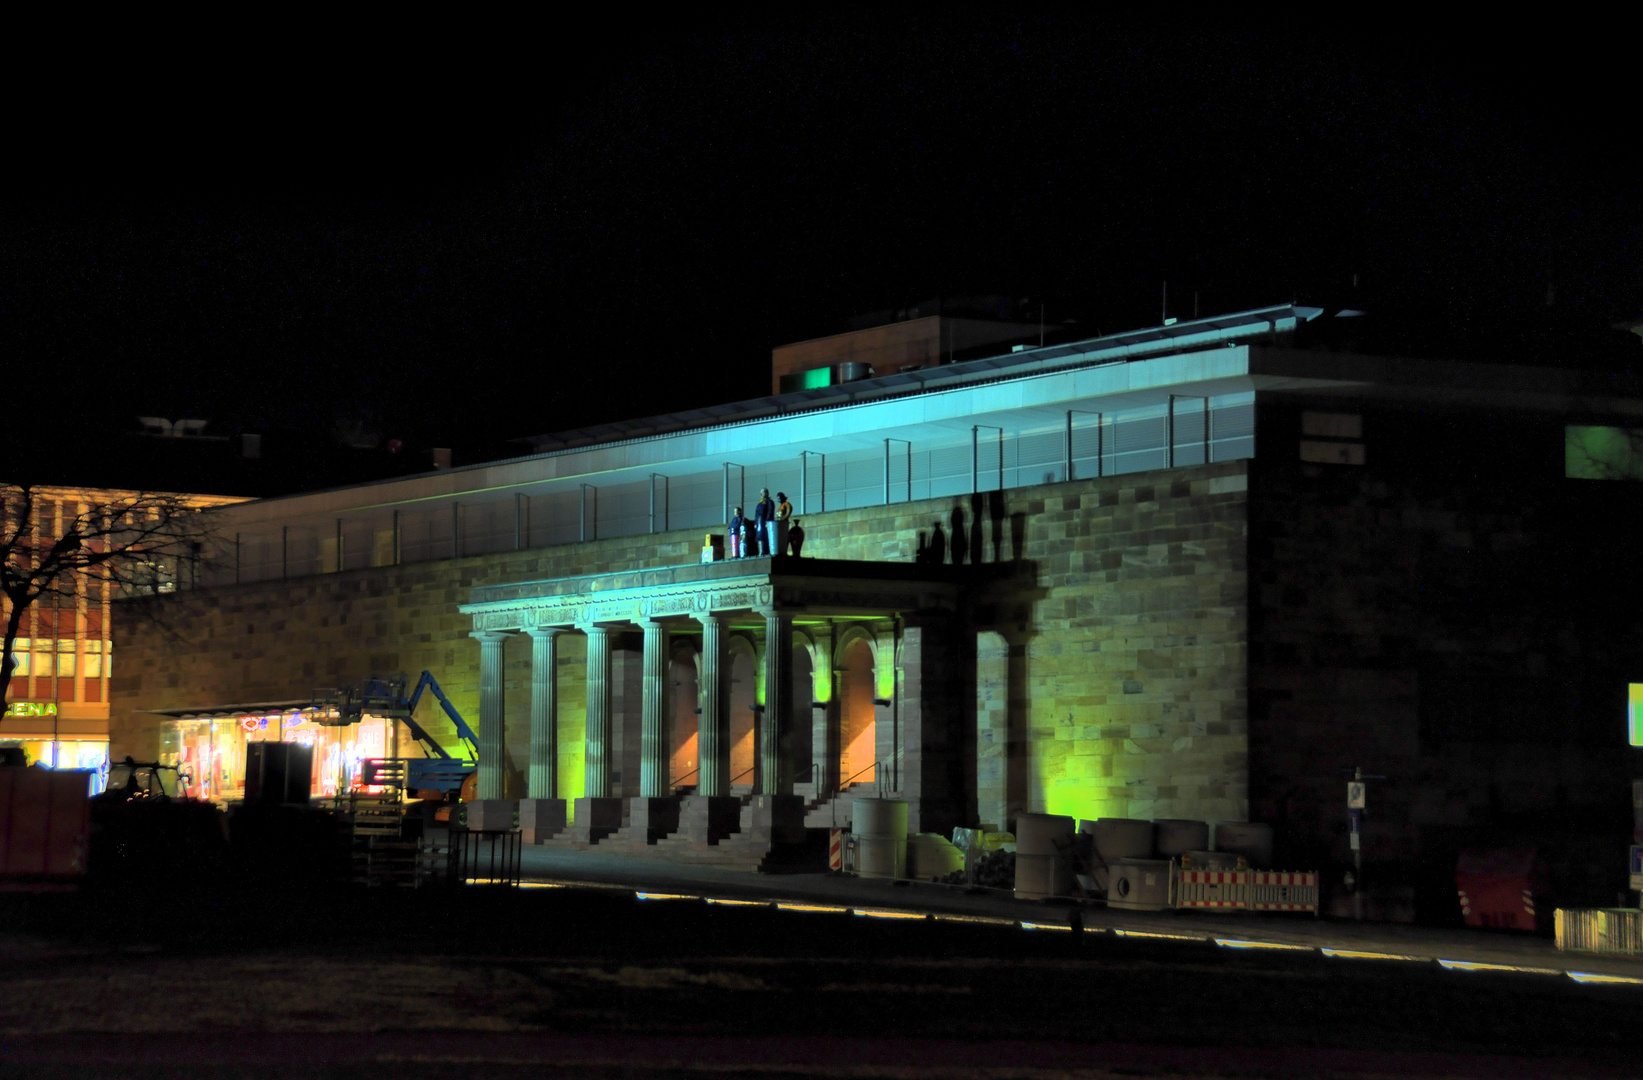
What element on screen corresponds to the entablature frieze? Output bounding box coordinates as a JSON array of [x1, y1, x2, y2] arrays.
[[460, 571, 958, 634]]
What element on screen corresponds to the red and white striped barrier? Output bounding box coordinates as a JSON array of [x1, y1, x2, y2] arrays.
[[1176, 869, 1247, 909], [1167, 867, 1319, 914], [1246, 870, 1319, 912], [829, 829, 846, 872]]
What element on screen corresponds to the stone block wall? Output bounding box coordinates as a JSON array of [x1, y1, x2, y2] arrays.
[[112, 460, 1251, 831]]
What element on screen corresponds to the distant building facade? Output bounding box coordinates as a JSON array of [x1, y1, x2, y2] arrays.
[[2, 485, 246, 781]]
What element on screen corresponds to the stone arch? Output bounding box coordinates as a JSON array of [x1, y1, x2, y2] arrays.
[[836, 628, 878, 788], [726, 631, 759, 792], [668, 635, 700, 790]]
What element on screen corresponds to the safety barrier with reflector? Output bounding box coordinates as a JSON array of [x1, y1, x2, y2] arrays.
[[1172, 867, 1318, 914], [1555, 908, 1643, 956]]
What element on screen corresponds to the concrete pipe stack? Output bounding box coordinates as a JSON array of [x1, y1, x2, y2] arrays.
[[1212, 821, 1274, 868], [1153, 819, 1209, 859], [1079, 818, 1154, 893], [852, 798, 908, 879], [1014, 813, 1076, 900]]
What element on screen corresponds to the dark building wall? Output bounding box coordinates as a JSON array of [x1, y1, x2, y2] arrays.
[[1249, 397, 1643, 908]]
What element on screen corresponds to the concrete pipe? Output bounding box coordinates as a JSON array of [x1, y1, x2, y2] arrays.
[[852, 798, 909, 879], [1014, 812, 1075, 900], [1211, 821, 1274, 868], [1153, 819, 1209, 858], [1080, 818, 1154, 894]]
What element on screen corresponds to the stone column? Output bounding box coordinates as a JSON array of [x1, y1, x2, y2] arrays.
[[468, 629, 518, 831], [627, 617, 680, 844], [759, 609, 793, 796], [583, 624, 613, 798], [567, 623, 624, 846], [697, 611, 730, 798], [520, 627, 568, 843], [638, 618, 669, 797], [526, 628, 562, 799], [677, 610, 740, 844], [471, 630, 509, 800], [747, 609, 803, 852]]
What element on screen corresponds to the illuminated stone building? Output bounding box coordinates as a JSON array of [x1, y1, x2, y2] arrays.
[[108, 304, 1643, 904]]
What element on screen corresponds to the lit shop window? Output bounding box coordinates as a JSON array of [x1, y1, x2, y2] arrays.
[[84, 640, 104, 678], [7, 638, 28, 677], [56, 639, 76, 678]]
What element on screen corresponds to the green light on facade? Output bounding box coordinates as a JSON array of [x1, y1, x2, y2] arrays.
[[1629, 684, 1643, 747], [1567, 425, 1643, 480]]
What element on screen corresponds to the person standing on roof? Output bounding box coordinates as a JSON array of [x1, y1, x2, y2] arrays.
[[752, 488, 775, 555], [727, 506, 745, 558], [774, 491, 793, 556]]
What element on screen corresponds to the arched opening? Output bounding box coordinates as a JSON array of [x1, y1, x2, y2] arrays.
[[669, 639, 699, 791], [839, 637, 876, 788], [791, 640, 814, 790], [728, 640, 757, 793]]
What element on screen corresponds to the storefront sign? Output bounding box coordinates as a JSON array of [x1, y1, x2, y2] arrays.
[[2, 701, 58, 719]]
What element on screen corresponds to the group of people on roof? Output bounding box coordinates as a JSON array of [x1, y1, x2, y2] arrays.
[[728, 488, 804, 558]]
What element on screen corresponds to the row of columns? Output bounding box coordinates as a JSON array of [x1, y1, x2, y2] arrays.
[[470, 609, 798, 803]]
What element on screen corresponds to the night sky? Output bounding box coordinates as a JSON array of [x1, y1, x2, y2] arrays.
[[3, 19, 1637, 492]]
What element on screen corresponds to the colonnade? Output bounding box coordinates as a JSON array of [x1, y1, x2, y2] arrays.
[[469, 608, 807, 807]]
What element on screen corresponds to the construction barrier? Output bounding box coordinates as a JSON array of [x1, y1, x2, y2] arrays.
[[1246, 870, 1319, 912], [1175, 869, 1247, 909], [1555, 908, 1643, 956], [829, 829, 845, 872], [1170, 866, 1319, 914]]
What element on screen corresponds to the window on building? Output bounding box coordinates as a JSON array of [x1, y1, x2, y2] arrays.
[[84, 640, 103, 679], [56, 639, 75, 678]]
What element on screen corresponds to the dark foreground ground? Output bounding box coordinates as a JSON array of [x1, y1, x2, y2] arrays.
[[2, 879, 1641, 1080]]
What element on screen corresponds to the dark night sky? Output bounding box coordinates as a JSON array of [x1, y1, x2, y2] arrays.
[[3, 18, 1637, 490]]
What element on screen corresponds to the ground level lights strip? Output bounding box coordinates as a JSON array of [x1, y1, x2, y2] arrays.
[[527, 879, 1643, 986]]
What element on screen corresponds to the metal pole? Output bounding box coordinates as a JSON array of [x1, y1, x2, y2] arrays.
[[722, 463, 730, 523], [906, 441, 912, 501], [392, 510, 401, 565], [884, 439, 891, 504], [650, 475, 657, 534], [996, 429, 1005, 490], [1065, 411, 1074, 481], [1166, 396, 1176, 469], [580, 485, 595, 542], [514, 493, 525, 550], [971, 426, 979, 494], [1205, 396, 1214, 464], [799, 453, 807, 515]]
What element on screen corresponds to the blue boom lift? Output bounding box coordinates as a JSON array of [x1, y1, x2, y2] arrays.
[[320, 672, 478, 795]]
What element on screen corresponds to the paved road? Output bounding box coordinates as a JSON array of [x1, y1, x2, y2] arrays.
[[4, 863, 1642, 1078]]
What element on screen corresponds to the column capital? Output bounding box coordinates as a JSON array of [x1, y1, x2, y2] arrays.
[[469, 629, 513, 643], [525, 625, 568, 640]]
